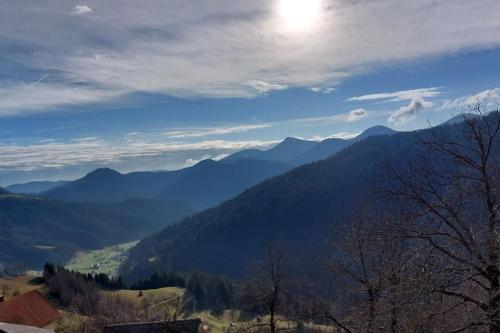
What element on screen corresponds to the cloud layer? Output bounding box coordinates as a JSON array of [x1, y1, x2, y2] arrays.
[[1, 1, 500, 114], [0, 137, 276, 171]]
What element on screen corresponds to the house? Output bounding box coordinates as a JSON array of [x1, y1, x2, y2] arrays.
[[0, 323, 52, 333], [102, 319, 202, 333], [0, 291, 61, 331]]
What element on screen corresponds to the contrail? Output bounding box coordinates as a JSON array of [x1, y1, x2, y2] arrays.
[[31, 73, 49, 87]]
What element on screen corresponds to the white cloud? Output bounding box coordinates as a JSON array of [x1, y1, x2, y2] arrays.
[[309, 132, 361, 141], [184, 154, 212, 167], [2, 1, 500, 113], [309, 87, 335, 94], [388, 97, 433, 124], [0, 138, 277, 171], [348, 88, 442, 102], [183, 153, 229, 167], [71, 5, 92, 15], [441, 88, 500, 110], [0, 83, 121, 116], [163, 124, 271, 138], [246, 81, 288, 94], [347, 108, 368, 122]]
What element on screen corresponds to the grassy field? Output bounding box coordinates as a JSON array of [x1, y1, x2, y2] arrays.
[[0, 275, 46, 300], [65, 240, 138, 276], [114, 286, 184, 305]]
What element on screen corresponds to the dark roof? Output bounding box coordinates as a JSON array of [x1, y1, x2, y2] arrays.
[[102, 319, 202, 333], [0, 291, 61, 328]]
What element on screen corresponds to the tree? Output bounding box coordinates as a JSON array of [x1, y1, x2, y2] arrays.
[[384, 106, 500, 332], [243, 241, 294, 333]]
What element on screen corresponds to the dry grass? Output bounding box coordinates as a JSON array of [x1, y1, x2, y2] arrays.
[[0, 275, 46, 300]]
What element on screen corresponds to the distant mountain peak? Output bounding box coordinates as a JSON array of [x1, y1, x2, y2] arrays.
[[86, 168, 122, 178], [0, 187, 9, 195], [282, 136, 304, 143], [355, 125, 397, 141]]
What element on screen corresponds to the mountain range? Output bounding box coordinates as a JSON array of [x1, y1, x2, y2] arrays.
[[35, 126, 396, 210], [0, 124, 397, 270], [119, 120, 471, 282]]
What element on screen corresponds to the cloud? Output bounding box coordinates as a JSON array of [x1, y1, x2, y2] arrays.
[[0, 138, 277, 171], [388, 97, 433, 124], [347, 108, 367, 122], [71, 5, 92, 15], [163, 124, 271, 138], [441, 88, 500, 110], [0, 83, 121, 116], [309, 87, 335, 94], [246, 81, 288, 94], [348, 88, 442, 102], [1, 1, 500, 113], [183, 153, 229, 167]]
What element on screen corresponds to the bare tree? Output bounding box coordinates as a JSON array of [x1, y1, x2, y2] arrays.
[[383, 106, 500, 332], [243, 241, 294, 333]]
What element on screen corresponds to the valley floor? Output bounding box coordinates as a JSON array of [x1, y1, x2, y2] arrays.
[[65, 241, 138, 277]]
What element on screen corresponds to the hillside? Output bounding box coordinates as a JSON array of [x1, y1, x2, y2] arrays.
[[0, 194, 193, 268], [221, 138, 317, 163], [43, 168, 179, 203], [120, 127, 416, 282], [257, 137, 318, 161], [6, 180, 69, 194], [44, 159, 292, 210], [161, 158, 292, 210], [291, 125, 397, 165]]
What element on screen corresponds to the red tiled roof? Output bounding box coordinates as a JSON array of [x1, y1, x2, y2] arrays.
[[0, 291, 61, 328]]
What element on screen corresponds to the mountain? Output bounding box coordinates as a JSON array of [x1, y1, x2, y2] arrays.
[[44, 126, 394, 207], [161, 158, 292, 210], [44, 168, 179, 203], [0, 192, 194, 268], [120, 128, 415, 282], [442, 113, 480, 125], [0, 187, 9, 195], [45, 160, 292, 209], [6, 180, 69, 194], [291, 126, 397, 165], [222, 149, 263, 163], [354, 125, 397, 141], [256, 137, 318, 162]]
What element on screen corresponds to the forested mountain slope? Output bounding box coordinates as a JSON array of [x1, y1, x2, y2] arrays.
[[0, 194, 193, 268], [120, 128, 415, 282]]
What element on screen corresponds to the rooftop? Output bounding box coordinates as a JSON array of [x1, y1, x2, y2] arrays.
[[102, 319, 202, 333], [0, 291, 60, 328]]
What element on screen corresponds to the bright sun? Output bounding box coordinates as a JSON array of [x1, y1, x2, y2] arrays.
[[278, 0, 323, 33]]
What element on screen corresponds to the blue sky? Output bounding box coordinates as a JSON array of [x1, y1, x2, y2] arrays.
[[1, 0, 500, 185]]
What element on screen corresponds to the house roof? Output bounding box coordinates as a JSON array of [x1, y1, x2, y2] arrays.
[[0, 291, 61, 328], [102, 319, 202, 333], [0, 323, 52, 333]]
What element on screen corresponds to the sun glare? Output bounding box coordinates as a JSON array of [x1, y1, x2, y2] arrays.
[[278, 0, 323, 33]]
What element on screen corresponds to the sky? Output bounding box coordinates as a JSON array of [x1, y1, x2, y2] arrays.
[[1, 0, 500, 186]]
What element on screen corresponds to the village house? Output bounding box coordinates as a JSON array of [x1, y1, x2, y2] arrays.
[[0, 291, 61, 331]]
